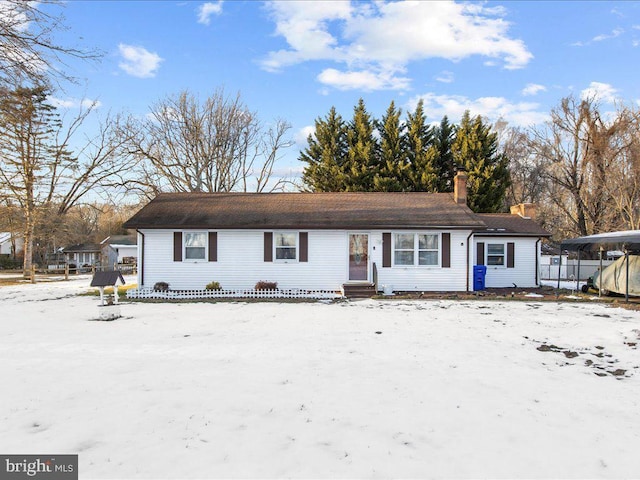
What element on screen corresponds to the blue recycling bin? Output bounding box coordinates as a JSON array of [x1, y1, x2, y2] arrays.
[[473, 265, 487, 291]]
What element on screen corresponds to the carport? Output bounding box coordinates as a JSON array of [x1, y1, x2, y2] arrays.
[[559, 230, 640, 302]]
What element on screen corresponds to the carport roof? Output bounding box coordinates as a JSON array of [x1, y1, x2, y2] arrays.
[[561, 230, 640, 252]]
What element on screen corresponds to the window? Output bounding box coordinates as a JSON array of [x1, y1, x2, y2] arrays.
[[184, 232, 207, 260], [418, 234, 439, 266], [394, 233, 414, 265], [275, 232, 297, 260], [394, 233, 440, 266], [487, 243, 505, 266]]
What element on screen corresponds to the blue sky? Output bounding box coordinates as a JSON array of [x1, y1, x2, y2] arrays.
[[50, 0, 640, 176]]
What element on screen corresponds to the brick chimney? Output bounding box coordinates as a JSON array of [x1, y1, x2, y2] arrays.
[[510, 203, 537, 219], [453, 170, 468, 205]]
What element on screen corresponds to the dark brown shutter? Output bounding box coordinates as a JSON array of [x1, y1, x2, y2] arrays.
[[476, 242, 485, 266], [208, 232, 217, 262], [441, 232, 451, 268], [264, 232, 273, 262], [299, 232, 308, 262], [382, 233, 391, 267], [173, 232, 182, 262], [507, 242, 515, 268]]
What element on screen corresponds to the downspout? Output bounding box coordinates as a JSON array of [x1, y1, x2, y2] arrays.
[[137, 229, 145, 287], [466, 231, 474, 292], [535, 238, 541, 286]]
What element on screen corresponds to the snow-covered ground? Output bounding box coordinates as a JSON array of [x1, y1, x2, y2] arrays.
[[1, 277, 639, 479]]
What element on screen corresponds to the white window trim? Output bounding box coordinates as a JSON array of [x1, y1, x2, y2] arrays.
[[392, 232, 441, 268], [273, 231, 298, 263], [486, 242, 506, 268], [183, 231, 208, 262]]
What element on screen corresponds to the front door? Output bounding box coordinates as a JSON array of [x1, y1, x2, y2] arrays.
[[348, 234, 369, 281]]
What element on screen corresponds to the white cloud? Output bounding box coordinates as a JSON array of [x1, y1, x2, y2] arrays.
[[47, 96, 102, 110], [317, 68, 410, 92], [262, 1, 531, 91], [118, 44, 163, 78], [592, 27, 624, 42], [580, 81, 619, 104], [295, 125, 315, 147], [521, 83, 546, 96], [408, 92, 548, 127], [573, 27, 624, 47], [435, 71, 454, 83], [197, 1, 223, 25]]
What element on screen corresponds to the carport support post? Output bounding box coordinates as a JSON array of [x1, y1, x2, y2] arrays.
[[576, 249, 582, 292], [625, 248, 629, 303], [557, 250, 562, 289], [599, 247, 603, 298]]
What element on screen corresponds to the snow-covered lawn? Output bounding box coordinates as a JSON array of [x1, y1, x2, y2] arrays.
[[1, 277, 639, 479]]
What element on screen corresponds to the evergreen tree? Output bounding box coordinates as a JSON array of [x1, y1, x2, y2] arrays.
[[433, 115, 456, 192], [300, 107, 348, 191], [452, 111, 510, 212], [344, 98, 377, 191], [374, 100, 407, 191], [404, 99, 437, 191]]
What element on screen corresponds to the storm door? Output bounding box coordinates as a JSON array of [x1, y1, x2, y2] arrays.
[[348, 234, 369, 281]]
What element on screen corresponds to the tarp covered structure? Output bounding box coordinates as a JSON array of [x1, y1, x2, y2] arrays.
[[559, 230, 640, 301], [595, 254, 640, 297]]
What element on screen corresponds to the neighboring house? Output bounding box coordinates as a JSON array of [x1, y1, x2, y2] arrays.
[[100, 235, 138, 267], [123, 172, 551, 293], [62, 243, 101, 267], [0, 232, 23, 257]]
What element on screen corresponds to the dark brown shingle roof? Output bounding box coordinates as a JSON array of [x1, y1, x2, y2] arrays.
[[63, 243, 101, 253], [123, 192, 486, 230], [90, 271, 126, 287], [475, 214, 551, 237]]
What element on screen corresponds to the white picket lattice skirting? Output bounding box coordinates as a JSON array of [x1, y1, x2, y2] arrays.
[[126, 288, 342, 300]]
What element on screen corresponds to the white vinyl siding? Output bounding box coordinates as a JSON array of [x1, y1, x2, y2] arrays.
[[475, 236, 540, 288], [375, 230, 469, 291], [139, 230, 346, 291], [135, 229, 538, 292]]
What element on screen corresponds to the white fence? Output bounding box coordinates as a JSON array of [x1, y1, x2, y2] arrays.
[[540, 258, 614, 280], [126, 288, 343, 301]]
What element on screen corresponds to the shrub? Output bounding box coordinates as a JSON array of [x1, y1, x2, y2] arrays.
[[0, 255, 20, 270], [205, 281, 222, 290], [153, 281, 169, 292], [255, 280, 277, 291]]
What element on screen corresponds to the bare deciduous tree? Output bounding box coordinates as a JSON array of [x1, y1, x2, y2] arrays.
[[125, 89, 294, 195], [0, 0, 98, 86], [499, 126, 548, 206], [603, 107, 640, 230], [0, 85, 136, 275], [528, 96, 627, 237]]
